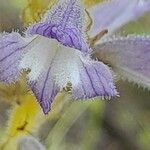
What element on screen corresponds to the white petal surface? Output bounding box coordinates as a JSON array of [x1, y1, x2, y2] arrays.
[[20, 36, 58, 81]]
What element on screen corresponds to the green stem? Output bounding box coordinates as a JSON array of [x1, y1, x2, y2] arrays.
[[46, 101, 91, 150]]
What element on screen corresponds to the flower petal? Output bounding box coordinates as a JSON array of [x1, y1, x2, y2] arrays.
[[0, 32, 30, 83], [27, 0, 90, 53], [72, 55, 118, 99], [89, 0, 150, 37], [20, 36, 60, 114], [23, 36, 117, 113], [29, 68, 59, 114], [48, 40, 117, 99], [95, 35, 150, 89], [19, 36, 57, 81]]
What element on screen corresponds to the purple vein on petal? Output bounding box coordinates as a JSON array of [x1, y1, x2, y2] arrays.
[[0, 32, 31, 83], [0, 45, 27, 62], [27, 0, 90, 53], [40, 66, 52, 102], [72, 55, 117, 100]]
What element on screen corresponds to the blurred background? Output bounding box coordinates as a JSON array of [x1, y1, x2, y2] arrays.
[[0, 0, 150, 150]]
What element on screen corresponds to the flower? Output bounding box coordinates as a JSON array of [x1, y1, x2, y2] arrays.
[[0, 0, 150, 114], [22, 0, 103, 25]]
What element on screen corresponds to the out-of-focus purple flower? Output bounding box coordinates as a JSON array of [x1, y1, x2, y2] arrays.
[[0, 0, 150, 114], [89, 0, 150, 37]]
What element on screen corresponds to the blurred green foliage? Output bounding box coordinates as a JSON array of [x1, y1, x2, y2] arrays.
[[122, 13, 150, 35]]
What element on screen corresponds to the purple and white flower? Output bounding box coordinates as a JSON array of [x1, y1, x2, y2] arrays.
[[0, 0, 150, 114]]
